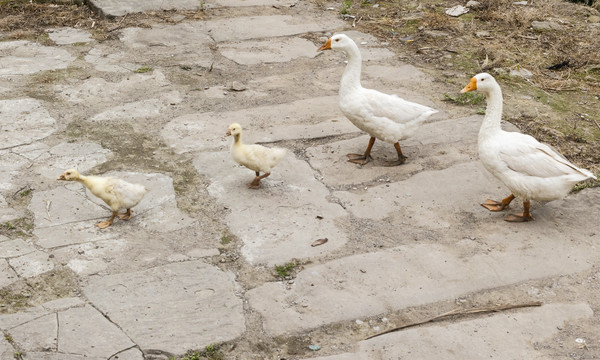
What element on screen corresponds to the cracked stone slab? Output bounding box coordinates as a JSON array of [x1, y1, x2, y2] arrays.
[[247, 221, 599, 336], [9, 313, 57, 352], [47, 27, 93, 45], [119, 22, 213, 67], [31, 142, 113, 180], [84, 46, 140, 73], [162, 96, 356, 154], [205, 15, 344, 42], [0, 238, 36, 258], [306, 303, 593, 360], [219, 37, 321, 65], [51, 238, 128, 275], [0, 259, 18, 288], [306, 116, 483, 187], [90, 0, 299, 16], [8, 250, 54, 278], [0, 149, 30, 191], [16, 354, 101, 360], [83, 261, 245, 353], [0, 98, 57, 150], [58, 305, 135, 357], [90, 91, 182, 122], [0, 336, 15, 359], [0, 41, 75, 75], [109, 347, 144, 360], [55, 70, 171, 108], [194, 151, 347, 265], [334, 162, 497, 228]]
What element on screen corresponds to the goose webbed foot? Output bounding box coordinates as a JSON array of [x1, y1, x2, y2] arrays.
[[505, 213, 534, 222], [481, 194, 516, 212], [97, 211, 117, 229], [347, 153, 372, 165], [384, 155, 407, 167]]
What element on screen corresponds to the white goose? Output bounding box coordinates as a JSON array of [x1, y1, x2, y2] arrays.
[[461, 73, 596, 222], [318, 33, 438, 165], [58, 169, 147, 228], [226, 123, 287, 189]]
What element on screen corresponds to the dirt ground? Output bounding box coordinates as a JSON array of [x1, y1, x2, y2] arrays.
[[1, 0, 599, 359]]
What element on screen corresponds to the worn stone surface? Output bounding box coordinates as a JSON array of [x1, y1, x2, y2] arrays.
[[306, 303, 593, 359], [162, 96, 355, 154], [9, 313, 57, 352], [194, 151, 347, 265], [58, 305, 135, 357], [0, 98, 57, 150], [0, 238, 36, 258], [47, 27, 93, 45], [0, 41, 75, 75], [8, 250, 54, 278], [32, 142, 113, 180], [247, 208, 599, 335], [220, 37, 321, 65], [83, 261, 245, 353], [0, 259, 18, 288], [0, 336, 15, 359]]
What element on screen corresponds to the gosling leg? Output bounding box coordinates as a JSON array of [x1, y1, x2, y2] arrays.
[[97, 211, 117, 229], [118, 209, 133, 220], [248, 172, 271, 189]]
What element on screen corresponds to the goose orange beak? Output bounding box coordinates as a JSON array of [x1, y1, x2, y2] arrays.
[[317, 38, 331, 52], [461, 77, 477, 93], [57, 173, 66, 180], [225, 129, 231, 136]]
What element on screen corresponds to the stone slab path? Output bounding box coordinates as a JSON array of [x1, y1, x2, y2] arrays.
[[0, 0, 598, 359]]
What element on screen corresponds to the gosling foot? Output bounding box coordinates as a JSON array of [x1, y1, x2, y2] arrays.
[[118, 209, 133, 220], [505, 213, 534, 222], [347, 153, 372, 165]]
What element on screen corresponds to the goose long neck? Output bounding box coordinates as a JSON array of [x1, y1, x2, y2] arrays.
[[77, 175, 91, 188], [480, 84, 504, 136], [340, 43, 363, 95]]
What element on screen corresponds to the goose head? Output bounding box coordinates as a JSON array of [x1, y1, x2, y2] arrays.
[[225, 123, 242, 137], [461, 72, 499, 96], [317, 33, 355, 52], [57, 168, 81, 181]]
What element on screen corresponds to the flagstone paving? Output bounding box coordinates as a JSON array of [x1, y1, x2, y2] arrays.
[[0, 0, 598, 359]]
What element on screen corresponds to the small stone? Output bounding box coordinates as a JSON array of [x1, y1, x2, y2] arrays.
[[510, 68, 533, 79], [355, 319, 363, 325], [446, 5, 469, 17], [230, 81, 246, 92], [466, 1, 482, 9], [531, 21, 562, 31], [513, 1, 527, 5]]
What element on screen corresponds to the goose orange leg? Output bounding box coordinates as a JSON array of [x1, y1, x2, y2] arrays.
[[385, 142, 408, 166], [481, 194, 515, 212], [505, 201, 534, 222], [97, 211, 117, 229], [347, 137, 375, 165], [248, 172, 270, 189], [118, 209, 133, 220]]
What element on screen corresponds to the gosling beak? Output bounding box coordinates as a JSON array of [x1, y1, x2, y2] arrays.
[[225, 129, 231, 136], [461, 77, 477, 93], [57, 174, 66, 180], [317, 38, 331, 52]]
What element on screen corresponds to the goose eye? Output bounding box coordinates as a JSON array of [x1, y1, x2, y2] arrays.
[[335, 38, 340, 42], [66, 172, 71, 175], [480, 78, 485, 82]]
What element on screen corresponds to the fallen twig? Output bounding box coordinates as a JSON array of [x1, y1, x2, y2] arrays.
[[365, 301, 542, 340]]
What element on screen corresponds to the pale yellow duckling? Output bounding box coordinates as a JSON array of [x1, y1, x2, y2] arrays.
[[225, 123, 287, 189], [57, 169, 147, 228]]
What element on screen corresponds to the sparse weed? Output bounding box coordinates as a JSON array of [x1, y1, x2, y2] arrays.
[[275, 261, 298, 278], [443, 92, 485, 106], [134, 66, 152, 73], [340, 0, 352, 14]]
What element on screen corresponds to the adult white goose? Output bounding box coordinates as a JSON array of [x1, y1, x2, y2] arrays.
[[58, 169, 147, 228], [461, 73, 596, 222], [226, 123, 287, 189], [318, 33, 438, 166]]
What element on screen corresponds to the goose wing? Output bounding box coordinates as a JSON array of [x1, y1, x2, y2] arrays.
[[499, 132, 592, 178]]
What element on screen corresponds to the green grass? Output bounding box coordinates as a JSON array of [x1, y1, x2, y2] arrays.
[[340, 0, 352, 14], [170, 344, 224, 360], [220, 236, 231, 245], [134, 66, 152, 73], [274, 262, 299, 278], [443, 92, 485, 106]]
